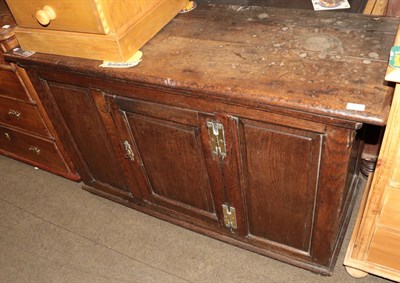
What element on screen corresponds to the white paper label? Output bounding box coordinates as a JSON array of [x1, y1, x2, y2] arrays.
[[346, 103, 365, 111]]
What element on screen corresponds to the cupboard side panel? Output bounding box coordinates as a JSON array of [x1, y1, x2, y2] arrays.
[[311, 126, 356, 267], [45, 82, 128, 192]]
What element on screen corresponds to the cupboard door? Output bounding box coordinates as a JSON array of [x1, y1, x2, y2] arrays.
[[238, 119, 323, 254], [109, 96, 227, 226], [39, 81, 133, 198]]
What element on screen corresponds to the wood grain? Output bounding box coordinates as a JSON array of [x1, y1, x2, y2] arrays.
[[344, 84, 400, 282], [46, 82, 127, 191], [8, 0, 188, 61], [364, 0, 389, 14], [5, 2, 397, 275], [239, 119, 322, 253], [5, 0, 107, 33], [8, 3, 398, 124], [0, 11, 79, 181], [0, 96, 50, 137]]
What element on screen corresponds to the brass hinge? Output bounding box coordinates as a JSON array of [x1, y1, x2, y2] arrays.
[[222, 204, 237, 230], [207, 121, 226, 158], [123, 140, 135, 161]]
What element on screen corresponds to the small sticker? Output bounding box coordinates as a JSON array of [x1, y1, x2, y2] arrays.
[[100, 50, 142, 68], [346, 103, 365, 111], [12, 47, 35, 57], [311, 0, 350, 10], [389, 46, 400, 69]]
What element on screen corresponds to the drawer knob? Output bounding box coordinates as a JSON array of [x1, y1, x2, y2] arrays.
[[35, 6, 56, 26], [8, 109, 21, 119], [28, 146, 41, 155], [4, 132, 11, 141]]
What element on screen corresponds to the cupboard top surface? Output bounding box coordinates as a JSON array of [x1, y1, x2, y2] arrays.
[[6, 3, 399, 125]]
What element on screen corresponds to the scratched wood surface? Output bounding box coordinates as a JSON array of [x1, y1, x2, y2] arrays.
[[200, 0, 368, 13], [7, 2, 399, 125]]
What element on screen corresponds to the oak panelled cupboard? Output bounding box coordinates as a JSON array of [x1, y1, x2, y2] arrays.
[[6, 3, 399, 275]]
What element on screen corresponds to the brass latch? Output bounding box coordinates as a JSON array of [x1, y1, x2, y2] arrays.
[[123, 140, 135, 161], [222, 204, 237, 230], [206, 121, 226, 158]]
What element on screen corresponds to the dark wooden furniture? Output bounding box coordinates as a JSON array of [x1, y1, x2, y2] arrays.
[[0, 11, 79, 180], [6, 3, 398, 275]]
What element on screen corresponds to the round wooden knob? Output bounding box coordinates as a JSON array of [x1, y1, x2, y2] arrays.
[[35, 6, 56, 26]]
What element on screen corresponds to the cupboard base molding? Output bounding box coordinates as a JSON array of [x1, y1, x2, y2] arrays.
[[83, 171, 362, 275]]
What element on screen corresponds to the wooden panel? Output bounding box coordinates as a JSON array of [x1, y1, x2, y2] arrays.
[[46, 82, 128, 192], [345, 73, 400, 280], [104, 0, 160, 32], [14, 28, 123, 62], [127, 113, 215, 213], [386, 0, 400, 16], [0, 69, 32, 101], [117, 0, 187, 60], [390, 149, 400, 188], [0, 96, 50, 137], [5, 0, 106, 34], [379, 187, 400, 230], [0, 124, 68, 173], [239, 119, 322, 252], [364, 0, 389, 14], [368, 228, 400, 270], [111, 96, 225, 224]]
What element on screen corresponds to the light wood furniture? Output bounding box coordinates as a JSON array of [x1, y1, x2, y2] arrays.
[[6, 3, 399, 275], [344, 29, 400, 282], [364, 0, 400, 15], [5, 0, 188, 61], [0, 11, 79, 181]]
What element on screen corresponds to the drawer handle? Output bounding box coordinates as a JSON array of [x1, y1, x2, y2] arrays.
[[4, 132, 11, 140], [8, 109, 21, 119], [35, 6, 56, 26], [28, 146, 41, 155]]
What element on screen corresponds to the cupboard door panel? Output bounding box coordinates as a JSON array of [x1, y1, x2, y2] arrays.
[[112, 97, 222, 224], [239, 119, 322, 252], [127, 113, 214, 213]]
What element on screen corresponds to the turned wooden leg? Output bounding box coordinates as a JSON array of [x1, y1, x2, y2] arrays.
[[345, 266, 369, 278]]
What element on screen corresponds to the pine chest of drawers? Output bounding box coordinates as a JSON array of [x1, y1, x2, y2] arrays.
[[5, 0, 188, 61]]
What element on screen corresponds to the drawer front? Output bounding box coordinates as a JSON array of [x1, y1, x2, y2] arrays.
[[0, 125, 68, 173], [6, 1, 108, 34], [0, 97, 50, 137], [0, 69, 32, 101]]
